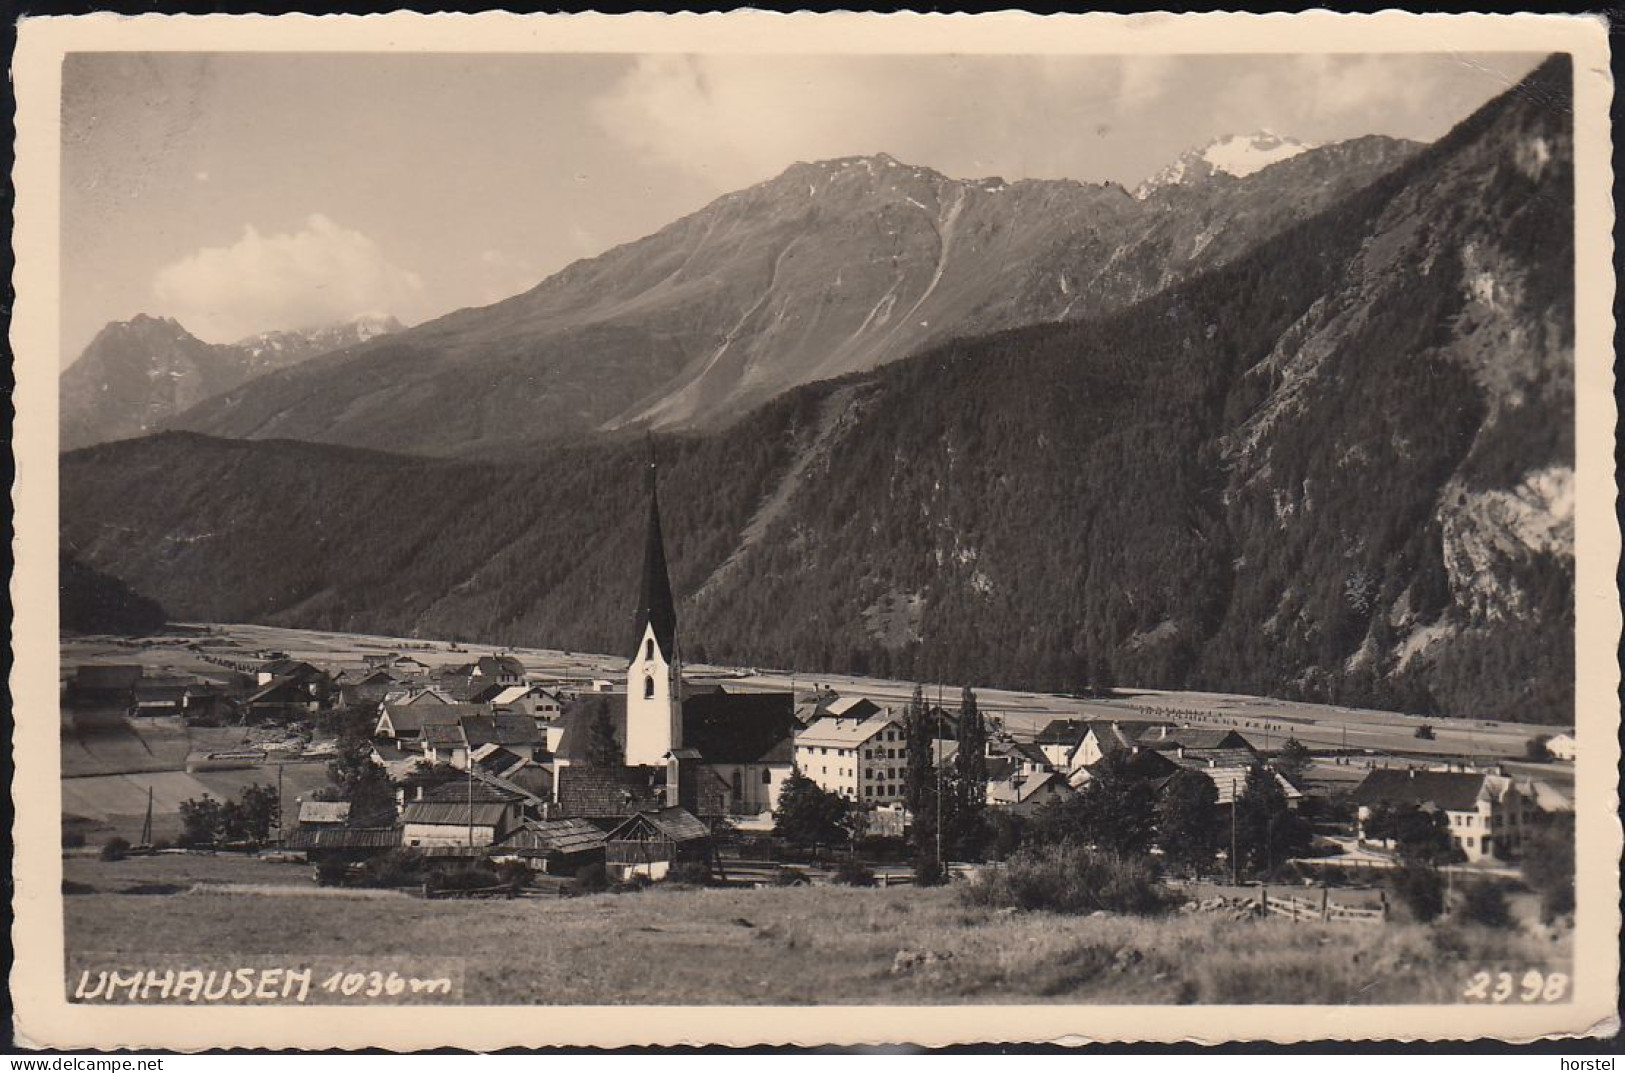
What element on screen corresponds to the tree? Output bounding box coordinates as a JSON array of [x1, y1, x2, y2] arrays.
[[1154, 768, 1221, 875], [1363, 801, 1457, 865], [326, 731, 397, 827], [231, 783, 281, 843], [1276, 737, 1313, 778], [583, 695, 622, 768], [903, 684, 946, 884], [1524, 735, 1554, 763], [1521, 813, 1575, 921], [1392, 864, 1445, 922], [1030, 751, 1155, 856], [178, 794, 226, 847], [772, 767, 849, 847], [1233, 764, 1312, 878], [950, 685, 990, 861]]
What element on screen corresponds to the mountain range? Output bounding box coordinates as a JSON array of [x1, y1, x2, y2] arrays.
[[59, 313, 403, 451], [60, 56, 1576, 724], [152, 136, 1417, 456]]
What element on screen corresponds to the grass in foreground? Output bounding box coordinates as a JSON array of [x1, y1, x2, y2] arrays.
[[62, 855, 1571, 1005]]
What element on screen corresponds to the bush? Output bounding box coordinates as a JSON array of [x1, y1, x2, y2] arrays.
[[494, 859, 533, 892], [831, 859, 877, 887], [63, 829, 87, 850], [666, 861, 712, 886], [1460, 882, 1512, 928], [100, 837, 131, 862], [431, 861, 503, 893], [1391, 865, 1445, 923], [351, 849, 427, 889], [962, 844, 1172, 916], [771, 866, 810, 887], [853, 835, 911, 863], [574, 862, 609, 892], [314, 859, 351, 887]]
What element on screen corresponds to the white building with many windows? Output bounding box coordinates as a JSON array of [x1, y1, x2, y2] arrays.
[[795, 709, 912, 804]]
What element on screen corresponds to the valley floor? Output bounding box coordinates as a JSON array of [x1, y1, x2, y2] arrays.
[[62, 854, 1571, 1007]]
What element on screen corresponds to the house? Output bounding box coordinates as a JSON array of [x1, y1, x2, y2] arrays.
[[796, 709, 905, 803], [245, 678, 321, 722], [491, 818, 607, 875], [337, 667, 405, 708], [1034, 719, 1093, 769], [64, 665, 143, 710], [461, 711, 548, 762], [486, 683, 564, 722], [399, 784, 525, 848], [365, 652, 431, 675], [1352, 768, 1533, 862], [255, 659, 331, 703], [131, 682, 189, 717], [988, 737, 1052, 777], [473, 654, 527, 688], [987, 766, 1076, 813], [1544, 732, 1576, 762], [553, 765, 670, 824], [604, 806, 713, 880], [420, 721, 471, 769], [297, 801, 352, 827], [373, 696, 474, 744], [285, 826, 400, 864], [1068, 720, 1174, 772]]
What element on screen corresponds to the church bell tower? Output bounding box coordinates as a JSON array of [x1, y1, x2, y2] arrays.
[[624, 449, 683, 767]]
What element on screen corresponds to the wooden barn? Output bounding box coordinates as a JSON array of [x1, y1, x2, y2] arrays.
[[604, 807, 712, 880], [491, 818, 608, 875]]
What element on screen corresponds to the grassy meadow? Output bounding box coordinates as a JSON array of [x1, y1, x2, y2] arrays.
[[63, 854, 1570, 1005]]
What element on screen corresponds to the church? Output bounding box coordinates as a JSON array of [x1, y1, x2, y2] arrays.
[[553, 455, 797, 823]]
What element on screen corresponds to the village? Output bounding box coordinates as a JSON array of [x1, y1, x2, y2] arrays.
[[59, 463, 1578, 942]]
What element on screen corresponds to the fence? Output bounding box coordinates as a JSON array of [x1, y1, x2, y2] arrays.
[[1180, 880, 1387, 924]]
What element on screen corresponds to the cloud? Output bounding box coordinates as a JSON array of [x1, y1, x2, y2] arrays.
[[152, 214, 424, 342]]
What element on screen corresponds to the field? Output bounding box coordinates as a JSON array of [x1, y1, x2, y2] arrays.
[[62, 854, 1571, 1006]]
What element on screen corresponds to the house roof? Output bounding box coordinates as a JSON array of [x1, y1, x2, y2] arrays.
[[1170, 747, 1261, 770], [73, 665, 144, 690], [382, 701, 490, 736], [134, 683, 189, 703], [555, 695, 628, 763], [477, 655, 527, 678], [797, 710, 900, 750], [298, 801, 352, 824], [607, 806, 710, 844], [499, 818, 607, 857], [1140, 727, 1256, 752], [284, 826, 401, 851], [246, 678, 311, 705], [1035, 719, 1093, 746], [556, 765, 664, 819], [421, 723, 469, 749], [400, 799, 514, 827], [1352, 768, 1487, 812], [824, 696, 882, 720], [682, 689, 796, 764]]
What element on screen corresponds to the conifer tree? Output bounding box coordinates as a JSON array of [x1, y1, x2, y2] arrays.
[[951, 685, 989, 860]]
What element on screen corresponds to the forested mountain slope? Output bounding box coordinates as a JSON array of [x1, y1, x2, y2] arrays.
[[62, 57, 1574, 723]]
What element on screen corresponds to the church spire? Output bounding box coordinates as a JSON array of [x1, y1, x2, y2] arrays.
[[634, 440, 678, 661]]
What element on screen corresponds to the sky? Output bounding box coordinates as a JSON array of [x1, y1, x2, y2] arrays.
[[59, 50, 1547, 363]]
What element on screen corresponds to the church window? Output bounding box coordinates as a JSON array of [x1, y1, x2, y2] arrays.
[[762, 768, 771, 784], [645, 638, 654, 661], [643, 675, 655, 699]]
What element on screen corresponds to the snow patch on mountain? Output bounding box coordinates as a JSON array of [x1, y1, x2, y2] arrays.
[[1136, 131, 1319, 198]]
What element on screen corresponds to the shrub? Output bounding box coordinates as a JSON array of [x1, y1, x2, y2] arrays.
[[494, 859, 533, 892], [574, 862, 609, 892], [831, 859, 877, 887], [1391, 865, 1445, 923], [351, 849, 428, 889], [666, 861, 712, 886], [100, 837, 131, 862], [771, 866, 810, 887], [1460, 882, 1512, 928], [314, 859, 351, 887], [962, 844, 1172, 916], [854, 835, 912, 862], [432, 861, 503, 892]]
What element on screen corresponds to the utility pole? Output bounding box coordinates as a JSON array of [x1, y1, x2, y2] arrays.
[[276, 764, 285, 847], [467, 744, 475, 851], [1230, 777, 1239, 886]]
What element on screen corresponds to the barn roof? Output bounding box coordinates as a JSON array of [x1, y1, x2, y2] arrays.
[[298, 801, 352, 824], [1352, 769, 1487, 812], [285, 826, 400, 851], [400, 800, 514, 827], [499, 818, 607, 857], [607, 806, 710, 844], [556, 765, 664, 819], [73, 664, 144, 690]]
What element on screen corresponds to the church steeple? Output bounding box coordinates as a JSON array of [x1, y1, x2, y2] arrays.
[[633, 445, 678, 661], [625, 443, 683, 767]]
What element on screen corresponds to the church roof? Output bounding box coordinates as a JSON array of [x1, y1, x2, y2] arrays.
[[633, 460, 678, 662], [682, 689, 796, 765]]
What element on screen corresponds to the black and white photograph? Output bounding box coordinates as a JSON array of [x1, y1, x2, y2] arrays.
[[10, 10, 1618, 1049]]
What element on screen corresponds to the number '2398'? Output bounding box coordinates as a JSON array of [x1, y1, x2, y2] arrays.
[[1462, 970, 1568, 1003]]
